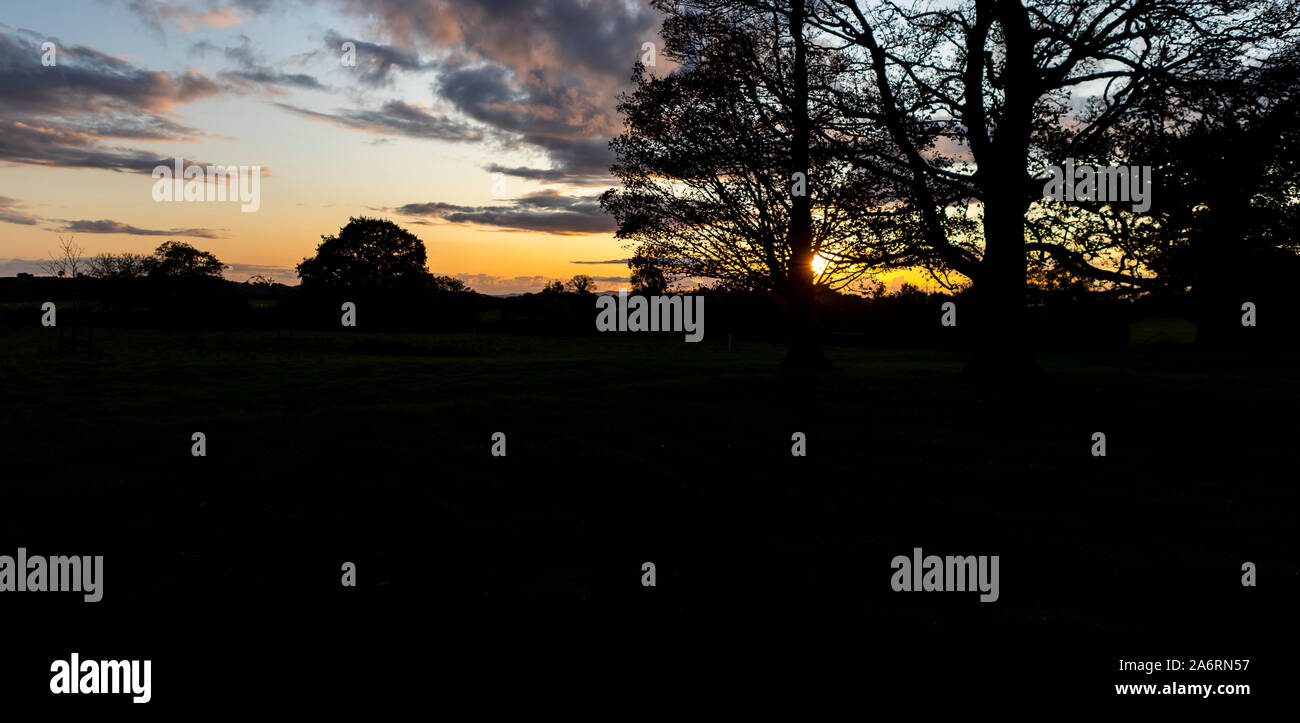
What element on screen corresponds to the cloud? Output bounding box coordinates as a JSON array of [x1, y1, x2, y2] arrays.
[[0, 120, 182, 173], [395, 190, 614, 235], [225, 67, 325, 90], [324, 31, 436, 87], [0, 197, 41, 226], [0, 29, 239, 173], [192, 35, 327, 92], [447, 272, 626, 295], [124, 0, 249, 35], [74, 114, 208, 141], [0, 32, 222, 116], [276, 100, 482, 141], [0, 258, 54, 276], [66, 2, 661, 183], [436, 64, 618, 182], [56, 219, 224, 238], [570, 258, 629, 265], [484, 163, 611, 186], [448, 273, 554, 295], [325, 0, 660, 183], [332, 0, 657, 83], [223, 262, 298, 282]]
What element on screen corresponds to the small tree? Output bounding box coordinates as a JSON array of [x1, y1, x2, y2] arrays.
[[42, 236, 85, 278], [42, 236, 90, 349], [430, 274, 471, 293], [88, 252, 151, 279], [565, 274, 597, 295]]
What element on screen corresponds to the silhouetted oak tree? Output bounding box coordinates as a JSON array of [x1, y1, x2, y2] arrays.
[[147, 241, 226, 279], [810, 0, 1300, 377], [296, 217, 433, 290]]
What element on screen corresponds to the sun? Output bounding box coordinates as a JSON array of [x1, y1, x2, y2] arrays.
[[811, 253, 830, 275]]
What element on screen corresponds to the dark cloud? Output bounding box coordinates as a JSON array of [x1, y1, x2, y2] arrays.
[[0, 118, 238, 174], [324, 31, 435, 87], [395, 191, 614, 235], [0, 29, 235, 172], [276, 100, 482, 141], [332, 0, 658, 82], [0, 121, 182, 172], [0, 197, 41, 226], [570, 258, 630, 265], [327, 0, 660, 183], [226, 68, 324, 89], [483, 163, 610, 186], [57, 220, 224, 238], [0, 31, 223, 116], [436, 64, 618, 181], [436, 65, 573, 137], [513, 188, 606, 209]]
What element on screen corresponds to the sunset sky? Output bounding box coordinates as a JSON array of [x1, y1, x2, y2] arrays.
[[0, 0, 672, 294]]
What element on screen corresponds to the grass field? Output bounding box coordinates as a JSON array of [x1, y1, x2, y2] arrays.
[[0, 323, 1295, 692]]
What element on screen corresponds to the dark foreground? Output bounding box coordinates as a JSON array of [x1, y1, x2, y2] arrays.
[[0, 324, 1294, 708]]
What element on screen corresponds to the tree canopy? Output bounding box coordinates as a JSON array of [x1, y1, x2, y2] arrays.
[[296, 217, 433, 290], [147, 241, 226, 279]]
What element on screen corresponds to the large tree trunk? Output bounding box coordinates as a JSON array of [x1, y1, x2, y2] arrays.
[[1188, 190, 1254, 348], [783, 0, 831, 371], [963, 2, 1037, 382], [965, 195, 1036, 381]]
